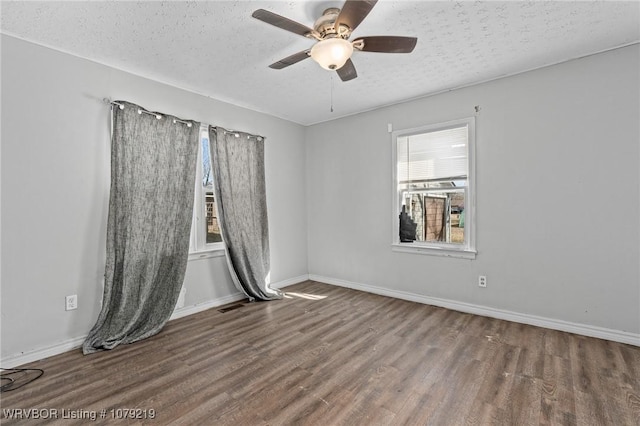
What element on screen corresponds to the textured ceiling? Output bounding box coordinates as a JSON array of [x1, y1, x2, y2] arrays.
[[2, 1, 639, 125]]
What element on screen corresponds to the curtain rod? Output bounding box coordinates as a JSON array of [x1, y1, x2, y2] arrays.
[[102, 98, 193, 127], [211, 126, 264, 142], [102, 98, 265, 139]]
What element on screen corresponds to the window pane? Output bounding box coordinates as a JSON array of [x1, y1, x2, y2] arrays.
[[450, 191, 465, 243], [405, 190, 465, 244], [205, 192, 222, 243], [397, 125, 468, 184], [202, 137, 213, 187], [202, 134, 222, 244]]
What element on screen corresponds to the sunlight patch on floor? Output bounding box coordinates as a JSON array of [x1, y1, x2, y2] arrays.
[[284, 292, 328, 300]]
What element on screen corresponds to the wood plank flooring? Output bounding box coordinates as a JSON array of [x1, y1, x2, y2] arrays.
[[2, 281, 639, 425]]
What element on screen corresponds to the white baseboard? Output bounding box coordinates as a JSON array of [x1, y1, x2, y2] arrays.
[[1, 275, 309, 368], [309, 274, 640, 347], [0, 336, 88, 369], [270, 274, 310, 289], [169, 292, 245, 321]]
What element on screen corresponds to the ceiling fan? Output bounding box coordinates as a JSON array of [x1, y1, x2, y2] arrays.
[[252, 0, 417, 82]]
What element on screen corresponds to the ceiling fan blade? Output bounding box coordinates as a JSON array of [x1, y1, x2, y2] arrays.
[[336, 58, 357, 81], [335, 0, 378, 33], [252, 9, 314, 37], [269, 50, 311, 69], [354, 36, 417, 53]]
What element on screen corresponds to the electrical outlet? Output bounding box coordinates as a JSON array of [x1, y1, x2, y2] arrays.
[[65, 295, 78, 311], [478, 276, 487, 288]]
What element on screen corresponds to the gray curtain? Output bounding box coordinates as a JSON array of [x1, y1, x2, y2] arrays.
[[83, 101, 199, 354], [209, 127, 281, 301]]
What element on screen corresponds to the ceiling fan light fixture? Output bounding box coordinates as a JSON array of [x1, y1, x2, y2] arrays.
[[310, 38, 353, 70]]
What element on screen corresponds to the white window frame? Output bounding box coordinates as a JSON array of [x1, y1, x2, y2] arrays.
[[189, 124, 225, 260], [391, 117, 476, 259]]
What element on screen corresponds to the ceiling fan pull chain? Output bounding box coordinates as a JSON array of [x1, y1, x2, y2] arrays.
[[330, 74, 334, 113]]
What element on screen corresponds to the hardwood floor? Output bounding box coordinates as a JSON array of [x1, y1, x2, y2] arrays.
[[2, 281, 639, 425]]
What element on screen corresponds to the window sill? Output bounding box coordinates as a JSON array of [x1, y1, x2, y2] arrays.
[[391, 243, 476, 259], [188, 249, 226, 262]]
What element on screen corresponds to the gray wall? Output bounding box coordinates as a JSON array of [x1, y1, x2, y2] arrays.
[[306, 45, 640, 334], [1, 35, 308, 359]]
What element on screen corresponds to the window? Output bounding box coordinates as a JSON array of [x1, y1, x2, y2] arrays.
[[392, 117, 476, 258], [190, 124, 224, 255]]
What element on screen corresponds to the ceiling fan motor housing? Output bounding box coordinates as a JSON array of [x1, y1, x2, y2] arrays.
[[314, 8, 351, 39]]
